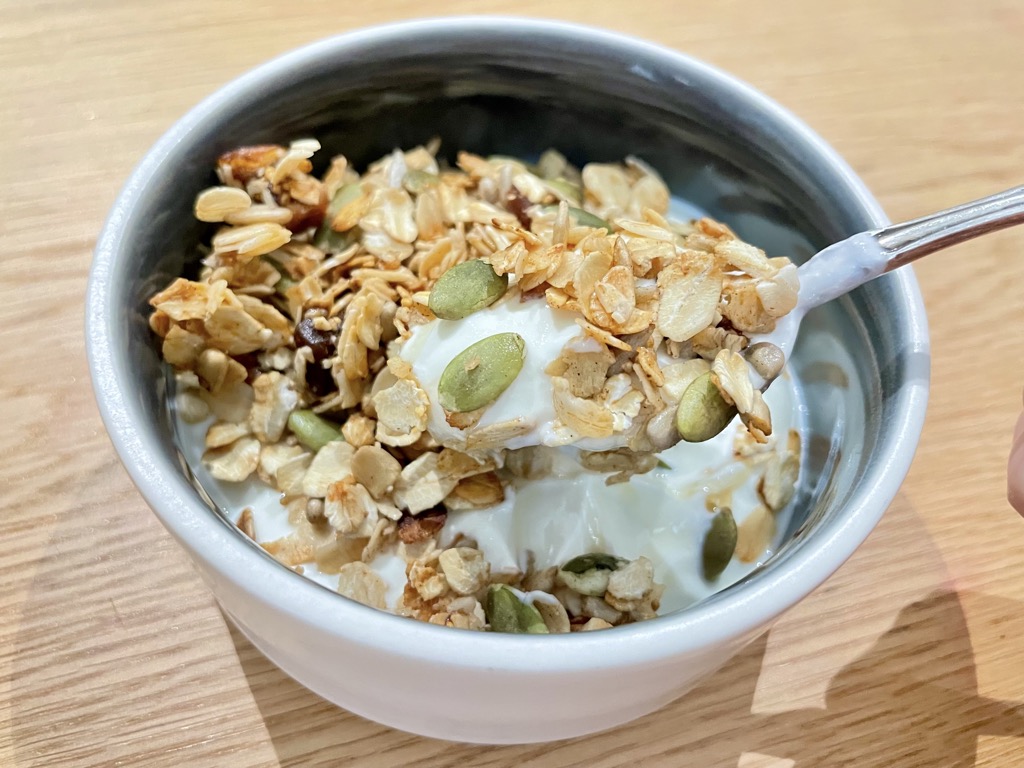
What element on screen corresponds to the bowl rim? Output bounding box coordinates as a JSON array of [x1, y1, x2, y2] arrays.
[[86, 16, 929, 671]]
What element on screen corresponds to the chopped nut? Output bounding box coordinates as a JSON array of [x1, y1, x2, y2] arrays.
[[409, 559, 448, 601], [397, 508, 447, 544]]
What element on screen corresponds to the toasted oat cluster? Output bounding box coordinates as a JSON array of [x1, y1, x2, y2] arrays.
[[148, 139, 800, 632]]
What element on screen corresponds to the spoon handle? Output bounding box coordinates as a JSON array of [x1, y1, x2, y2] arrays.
[[876, 185, 1024, 272]]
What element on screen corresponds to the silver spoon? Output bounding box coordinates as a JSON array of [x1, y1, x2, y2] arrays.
[[684, 184, 1024, 442]]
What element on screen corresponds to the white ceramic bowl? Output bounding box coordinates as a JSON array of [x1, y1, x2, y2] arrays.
[[87, 18, 929, 743]]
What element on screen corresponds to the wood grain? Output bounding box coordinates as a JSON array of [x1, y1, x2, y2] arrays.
[[2, 1, 1024, 765]]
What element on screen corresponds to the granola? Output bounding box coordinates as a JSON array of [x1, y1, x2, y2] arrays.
[[152, 141, 803, 632]]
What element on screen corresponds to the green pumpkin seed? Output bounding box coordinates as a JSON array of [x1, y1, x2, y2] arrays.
[[313, 184, 361, 252], [675, 371, 738, 443], [545, 178, 583, 205], [541, 205, 611, 231], [287, 409, 343, 451], [561, 553, 625, 574], [558, 553, 626, 596], [427, 259, 508, 320], [402, 170, 439, 195], [437, 332, 525, 413], [484, 585, 549, 634], [702, 508, 738, 581]]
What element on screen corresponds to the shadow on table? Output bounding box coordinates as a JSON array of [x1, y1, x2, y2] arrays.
[[229, 588, 1024, 767]]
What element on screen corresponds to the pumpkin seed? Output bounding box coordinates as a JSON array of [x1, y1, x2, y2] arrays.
[[541, 205, 611, 231], [313, 183, 361, 252], [745, 341, 786, 385], [287, 409, 343, 451], [484, 585, 548, 634], [428, 259, 508, 320], [437, 332, 525, 413], [561, 553, 625, 574], [545, 178, 583, 205], [702, 508, 738, 581], [558, 552, 626, 596], [675, 371, 737, 443]]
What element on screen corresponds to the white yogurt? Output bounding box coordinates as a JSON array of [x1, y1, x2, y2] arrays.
[[441, 374, 800, 613], [173, 191, 830, 618], [399, 297, 582, 451]]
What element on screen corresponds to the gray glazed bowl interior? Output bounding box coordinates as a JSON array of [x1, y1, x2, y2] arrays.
[[89, 19, 929, 631]]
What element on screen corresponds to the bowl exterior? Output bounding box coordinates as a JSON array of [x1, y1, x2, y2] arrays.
[[87, 18, 929, 743]]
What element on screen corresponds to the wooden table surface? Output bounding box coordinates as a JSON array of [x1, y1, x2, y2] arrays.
[[4, 1, 1024, 765]]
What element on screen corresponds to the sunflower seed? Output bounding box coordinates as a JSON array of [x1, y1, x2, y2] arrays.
[[287, 409, 343, 451], [745, 341, 786, 385]]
